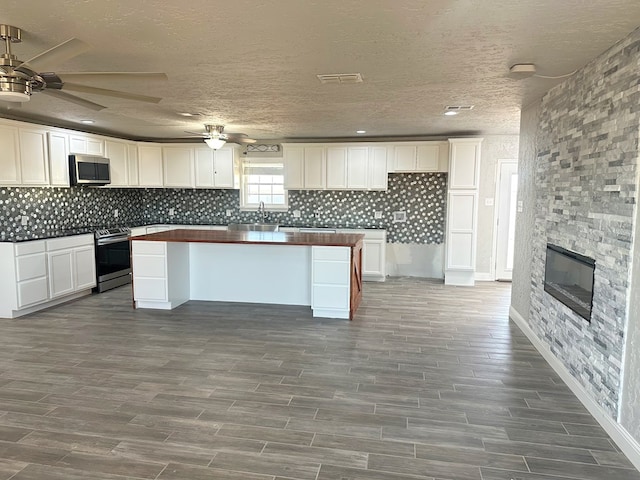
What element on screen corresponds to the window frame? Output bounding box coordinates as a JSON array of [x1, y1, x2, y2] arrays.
[[239, 157, 288, 211]]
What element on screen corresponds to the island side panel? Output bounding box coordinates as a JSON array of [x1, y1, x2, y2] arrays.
[[350, 241, 363, 320], [189, 243, 312, 305], [311, 246, 352, 319]]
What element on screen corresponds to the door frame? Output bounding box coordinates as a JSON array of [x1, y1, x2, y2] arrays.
[[491, 159, 518, 281]]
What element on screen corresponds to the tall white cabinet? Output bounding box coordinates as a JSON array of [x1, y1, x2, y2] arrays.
[[445, 138, 483, 286]]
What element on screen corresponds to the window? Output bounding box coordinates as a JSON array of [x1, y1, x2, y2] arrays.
[[240, 158, 287, 209]]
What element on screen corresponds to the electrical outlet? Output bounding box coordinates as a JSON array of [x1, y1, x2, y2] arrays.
[[485, 198, 494, 207], [168, 208, 175, 216], [226, 209, 233, 217], [293, 210, 301, 218], [114, 209, 119, 218], [374, 211, 383, 219], [21, 215, 28, 226]]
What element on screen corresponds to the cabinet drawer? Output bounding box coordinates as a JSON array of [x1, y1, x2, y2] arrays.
[[15, 253, 46, 281], [132, 241, 166, 255], [133, 278, 167, 301], [312, 246, 350, 262], [312, 285, 349, 309], [15, 241, 45, 256], [313, 262, 350, 285], [47, 234, 93, 251], [133, 256, 166, 278], [17, 277, 49, 308]]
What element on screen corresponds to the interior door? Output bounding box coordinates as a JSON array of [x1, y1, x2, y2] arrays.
[[495, 161, 518, 281]]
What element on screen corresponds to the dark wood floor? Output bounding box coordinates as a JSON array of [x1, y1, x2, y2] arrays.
[[0, 278, 637, 480]]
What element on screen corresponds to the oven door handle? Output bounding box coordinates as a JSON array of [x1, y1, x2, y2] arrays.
[[96, 237, 129, 246]]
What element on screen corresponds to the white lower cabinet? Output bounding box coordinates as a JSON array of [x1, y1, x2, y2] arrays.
[[311, 246, 351, 319], [338, 229, 386, 281], [47, 234, 96, 299], [0, 234, 95, 318]]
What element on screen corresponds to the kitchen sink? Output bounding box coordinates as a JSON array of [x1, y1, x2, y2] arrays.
[[227, 223, 280, 232]]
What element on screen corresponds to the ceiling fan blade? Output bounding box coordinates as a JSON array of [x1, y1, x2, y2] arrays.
[[15, 38, 90, 75], [184, 130, 208, 136], [227, 135, 257, 144], [58, 72, 168, 82], [41, 89, 106, 111], [61, 83, 162, 103]]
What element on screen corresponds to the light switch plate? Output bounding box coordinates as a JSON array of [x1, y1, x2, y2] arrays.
[[21, 215, 28, 226], [517, 200, 524, 213], [293, 210, 301, 218], [168, 208, 175, 216], [114, 209, 119, 218], [485, 198, 494, 207], [226, 209, 233, 217], [374, 211, 383, 219]]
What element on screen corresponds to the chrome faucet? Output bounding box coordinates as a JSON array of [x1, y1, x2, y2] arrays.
[[257, 201, 266, 223]]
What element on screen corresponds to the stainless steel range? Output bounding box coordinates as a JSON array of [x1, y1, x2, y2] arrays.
[[94, 227, 131, 293]]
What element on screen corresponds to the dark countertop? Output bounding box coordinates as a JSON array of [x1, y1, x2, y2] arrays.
[[131, 229, 364, 247], [0, 226, 98, 243]]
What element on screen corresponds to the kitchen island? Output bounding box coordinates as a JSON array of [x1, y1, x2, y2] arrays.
[[130, 229, 364, 319]]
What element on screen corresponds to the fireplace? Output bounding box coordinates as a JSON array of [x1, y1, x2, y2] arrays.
[[544, 244, 595, 321]]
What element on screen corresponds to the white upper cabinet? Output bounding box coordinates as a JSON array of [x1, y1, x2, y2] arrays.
[[326, 147, 348, 189], [213, 147, 235, 188], [392, 142, 444, 172], [18, 127, 50, 185], [346, 147, 368, 189], [368, 146, 388, 190], [449, 139, 481, 189], [0, 124, 20, 185], [163, 146, 194, 187], [69, 133, 104, 155], [303, 146, 326, 189], [127, 143, 139, 186], [194, 147, 235, 188], [283, 146, 304, 189], [137, 144, 164, 187], [48, 131, 70, 187], [194, 147, 215, 188], [104, 139, 129, 187]]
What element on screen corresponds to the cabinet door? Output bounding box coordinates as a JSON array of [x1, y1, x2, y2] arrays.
[[105, 140, 128, 187], [48, 249, 75, 298], [304, 147, 326, 189], [362, 239, 385, 277], [0, 124, 21, 185], [127, 143, 139, 186], [394, 145, 416, 171], [86, 137, 104, 155], [283, 146, 304, 189], [416, 144, 440, 171], [347, 147, 368, 189], [137, 145, 163, 187], [213, 148, 234, 188], [74, 245, 97, 290], [368, 146, 388, 190], [69, 135, 87, 154], [19, 128, 50, 185], [326, 147, 347, 189], [48, 131, 70, 187], [449, 141, 481, 189], [163, 147, 194, 187], [194, 147, 214, 187]]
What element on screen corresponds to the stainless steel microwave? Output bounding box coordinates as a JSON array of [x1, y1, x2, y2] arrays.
[[69, 154, 111, 186]]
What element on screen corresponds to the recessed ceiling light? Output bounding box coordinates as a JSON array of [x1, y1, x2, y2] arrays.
[[444, 111, 458, 116], [80, 119, 95, 124], [356, 130, 366, 134]]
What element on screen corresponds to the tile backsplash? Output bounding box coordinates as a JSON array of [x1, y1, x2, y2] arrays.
[[0, 173, 446, 244]]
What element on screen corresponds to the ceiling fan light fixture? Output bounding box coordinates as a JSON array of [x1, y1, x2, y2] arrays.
[[0, 76, 31, 102], [205, 137, 226, 150]]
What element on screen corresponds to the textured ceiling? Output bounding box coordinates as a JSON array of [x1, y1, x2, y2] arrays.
[[0, 0, 639, 141]]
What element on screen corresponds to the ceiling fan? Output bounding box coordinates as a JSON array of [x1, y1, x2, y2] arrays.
[[185, 124, 256, 150], [0, 24, 167, 111]]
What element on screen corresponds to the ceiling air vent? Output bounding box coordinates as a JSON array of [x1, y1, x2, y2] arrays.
[[316, 73, 363, 84], [445, 105, 474, 111]]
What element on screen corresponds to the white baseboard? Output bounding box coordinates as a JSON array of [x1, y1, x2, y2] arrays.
[[509, 306, 640, 472], [475, 272, 495, 281]]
